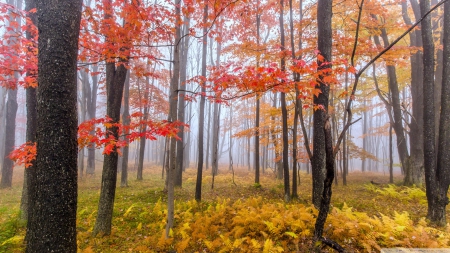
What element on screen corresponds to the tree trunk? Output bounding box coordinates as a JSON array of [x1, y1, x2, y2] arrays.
[[93, 0, 132, 235], [175, 16, 190, 187], [279, 0, 290, 202], [78, 69, 87, 178], [403, 0, 424, 186], [254, 1, 261, 185], [26, 1, 81, 251], [0, 87, 18, 189], [165, 0, 181, 237], [121, 71, 130, 187], [431, 0, 450, 226], [373, 27, 411, 182], [20, 0, 37, 223], [0, 0, 21, 189], [312, 0, 332, 207], [86, 64, 99, 175], [211, 103, 220, 187], [137, 73, 152, 181], [195, 0, 208, 202]]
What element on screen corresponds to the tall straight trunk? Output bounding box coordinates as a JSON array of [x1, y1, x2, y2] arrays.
[[0, 87, 6, 168], [20, 0, 37, 223], [389, 124, 394, 183], [26, 0, 82, 251], [0, 0, 22, 189], [431, 0, 450, 226], [433, 0, 443, 146], [184, 101, 192, 169], [86, 64, 98, 175], [138, 72, 152, 180], [121, 71, 130, 187], [419, 0, 436, 223], [175, 17, 190, 186], [254, 0, 261, 184], [195, 0, 208, 201], [279, 0, 290, 202], [211, 34, 222, 179], [205, 101, 211, 170], [361, 100, 367, 172], [342, 70, 349, 185], [228, 104, 234, 171], [78, 69, 88, 178], [404, 0, 424, 185], [289, 0, 303, 198], [247, 117, 251, 171], [211, 104, 220, 186], [93, 0, 129, 234], [165, 0, 181, 237], [268, 94, 282, 178], [0, 85, 18, 189], [312, 0, 332, 207]]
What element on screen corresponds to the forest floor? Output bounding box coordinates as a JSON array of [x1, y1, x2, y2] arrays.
[[1, 164, 449, 252]]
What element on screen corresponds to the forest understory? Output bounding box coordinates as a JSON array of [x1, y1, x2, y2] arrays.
[[1, 163, 449, 253]]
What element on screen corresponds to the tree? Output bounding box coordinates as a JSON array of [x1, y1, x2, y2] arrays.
[[311, 0, 332, 208], [0, 0, 21, 189], [121, 70, 131, 187], [20, 0, 37, 224], [279, 0, 291, 202], [195, 0, 208, 202], [92, 0, 130, 236], [426, 0, 450, 226], [26, 0, 82, 251], [165, 0, 182, 237]]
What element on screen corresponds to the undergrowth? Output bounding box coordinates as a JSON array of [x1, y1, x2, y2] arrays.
[[1, 166, 449, 252]]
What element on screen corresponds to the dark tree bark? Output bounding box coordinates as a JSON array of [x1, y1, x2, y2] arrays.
[[279, 0, 290, 202], [175, 16, 190, 187], [403, 0, 424, 186], [420, 0, 440, 225], [137, 73, 151, 181], [26, 0, 82, 251], [93, 66, 127, 235], [372, 26, 411, 182], [93, 0, 129, 234], [254, 0, 261, 185], [20, 0, 37, 223], [431, 0, 450, 226], [289, 0, 303, 198], [165, 0, 181, 237], [205, 100, 211, 171], [121, 71, 130, 187], [311, 0, 332, 208], [389, 124, 394, 184], [195, 0, 208, 202]]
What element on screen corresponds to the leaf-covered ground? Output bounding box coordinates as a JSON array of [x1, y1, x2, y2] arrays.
[[1, 164, 449, 252]]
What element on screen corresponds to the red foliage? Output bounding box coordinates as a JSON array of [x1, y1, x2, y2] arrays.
[[9, 142, 36, 168]]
